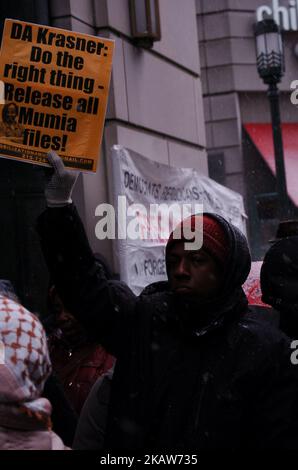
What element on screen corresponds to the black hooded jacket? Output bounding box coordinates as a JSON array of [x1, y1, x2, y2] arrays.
[[37, 205, 298, 450], [261, 236, 298, 338]]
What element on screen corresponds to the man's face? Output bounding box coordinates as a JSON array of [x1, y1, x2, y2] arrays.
[[6, 105, 17, 123], [167, 242, 223, 300]]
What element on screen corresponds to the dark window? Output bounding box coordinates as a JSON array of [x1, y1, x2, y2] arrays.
[[208, 152, 226, 185], [0, 1, 50, 315], [1, 0, 49, 39]]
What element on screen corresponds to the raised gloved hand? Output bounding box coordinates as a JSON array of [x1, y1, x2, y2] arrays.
[[45, 151, 79, 207]]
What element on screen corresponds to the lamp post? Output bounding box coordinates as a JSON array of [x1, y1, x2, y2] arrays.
[[254, 19, 289, 219]]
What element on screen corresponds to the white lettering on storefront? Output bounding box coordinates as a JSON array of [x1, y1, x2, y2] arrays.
[[256, 0, 298, 31]]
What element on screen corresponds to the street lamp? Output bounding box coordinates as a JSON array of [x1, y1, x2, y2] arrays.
[[254, 18, 289, 218], [129, 0, 161, 49]]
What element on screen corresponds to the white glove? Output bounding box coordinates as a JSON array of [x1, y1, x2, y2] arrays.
[[45, 151, 79, 207]]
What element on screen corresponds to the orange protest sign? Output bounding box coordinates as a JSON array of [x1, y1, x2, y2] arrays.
[[0, 19, 114, 172]]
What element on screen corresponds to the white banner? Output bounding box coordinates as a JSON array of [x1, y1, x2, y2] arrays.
[[108, 145, 247, 295]]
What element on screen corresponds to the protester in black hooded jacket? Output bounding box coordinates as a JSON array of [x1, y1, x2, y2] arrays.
[[36, 151, 298, 450], [261, 236, 298, 338]]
